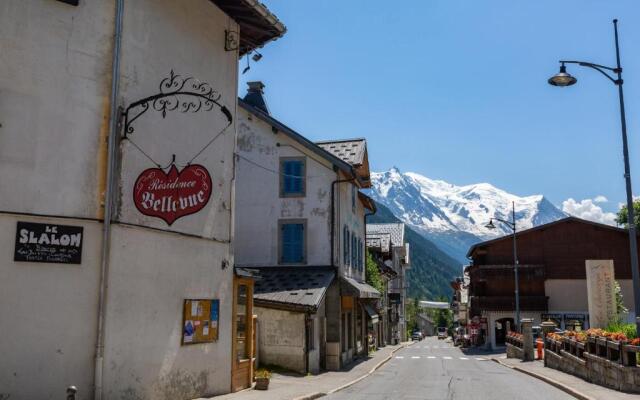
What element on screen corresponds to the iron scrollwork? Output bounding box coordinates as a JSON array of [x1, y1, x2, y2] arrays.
[[122, 70, 232, 137]]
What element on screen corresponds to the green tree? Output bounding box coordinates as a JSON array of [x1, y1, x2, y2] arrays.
[[616, 199, 640, 230], [405, 297, 419, 337], [365, 250, 384, 293]]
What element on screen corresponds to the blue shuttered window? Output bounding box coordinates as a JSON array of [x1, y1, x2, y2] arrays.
[[281, 159, 305, 196], [281, 223, 305, 263], [351, 236, 357, 268], [344, 227, 350, 266]]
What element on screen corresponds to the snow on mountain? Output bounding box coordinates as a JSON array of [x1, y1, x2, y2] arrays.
[[369, 167, 567, 262]]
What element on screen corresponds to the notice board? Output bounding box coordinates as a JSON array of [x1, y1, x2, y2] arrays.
[[182, 299, 219, 345], [14, 221, 83, 264]]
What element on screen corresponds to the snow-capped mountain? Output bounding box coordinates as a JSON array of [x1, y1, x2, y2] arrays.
[[369, 167, 567, 262]]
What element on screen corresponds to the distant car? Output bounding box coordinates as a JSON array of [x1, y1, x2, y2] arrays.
[[412, 331, 423, 341], [437, 327, 447, 340]]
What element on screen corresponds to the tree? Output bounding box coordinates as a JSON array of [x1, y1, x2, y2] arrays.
[[616, 199, 640, 230], [365, 250, 384, 294], [614, 280, 628, 317]]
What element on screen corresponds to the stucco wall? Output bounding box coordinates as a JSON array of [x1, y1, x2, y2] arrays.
[[235, 109, 334, 266], [0, 214, 102, 400], [0, 0, 114, 219], [254, 307, 306, 374], [102, 224, 233, 399], [336, 172, 366, 281], [116, 0, 237, 241]]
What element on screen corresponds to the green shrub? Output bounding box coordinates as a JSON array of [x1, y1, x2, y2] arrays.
[[605, 320, 637, 339]]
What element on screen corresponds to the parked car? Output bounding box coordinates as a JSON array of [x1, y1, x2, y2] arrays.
[[437, 327, 447, 340], [412, 331, 423, 341]]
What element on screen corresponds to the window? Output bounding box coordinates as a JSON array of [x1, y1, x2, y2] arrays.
[[351, 236, 357, 268], [343, 227, 350, 266], [279, 220, 305, 264], [351, 185, 356, 212], [280, 158, 305, 197], [236, 284, 248, 360], [357, 239, 362, 270]]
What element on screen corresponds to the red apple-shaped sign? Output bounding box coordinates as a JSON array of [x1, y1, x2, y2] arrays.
[[133, 164, 212, 225]]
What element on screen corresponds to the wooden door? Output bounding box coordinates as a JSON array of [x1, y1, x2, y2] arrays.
[[231, 276, 254, 392]]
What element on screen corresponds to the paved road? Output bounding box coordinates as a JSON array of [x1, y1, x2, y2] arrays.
[[326, 336, 573, 400]]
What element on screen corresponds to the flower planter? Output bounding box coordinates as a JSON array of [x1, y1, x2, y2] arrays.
[[254, 377, 270, 390]]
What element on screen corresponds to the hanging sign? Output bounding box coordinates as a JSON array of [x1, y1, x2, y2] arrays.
[[133, 164, 212, 225], [14, 222, 83, 264]]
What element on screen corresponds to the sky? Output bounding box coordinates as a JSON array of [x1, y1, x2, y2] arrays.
[[239, 0, 640, 225]]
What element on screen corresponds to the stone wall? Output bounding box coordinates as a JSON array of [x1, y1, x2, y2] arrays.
[[545, 344, 640, 393], [506, 343, 524, 359]]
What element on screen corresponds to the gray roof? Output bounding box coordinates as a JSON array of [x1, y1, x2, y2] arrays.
[[340, 276, 380, 299], [367, 223, 405, 247], [253, 266, 335, 312], [366, 233, 391, 253], [316, 138, 367, 166]]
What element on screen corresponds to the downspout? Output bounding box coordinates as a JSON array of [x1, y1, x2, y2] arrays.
[[330, 175, 355, 269], [94, 1, 124, 399]]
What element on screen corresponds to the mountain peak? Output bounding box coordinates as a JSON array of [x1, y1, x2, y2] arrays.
[[369, 170, 567, 262]]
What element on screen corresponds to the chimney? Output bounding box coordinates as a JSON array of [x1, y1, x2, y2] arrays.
[[243, 81, 270, 115]]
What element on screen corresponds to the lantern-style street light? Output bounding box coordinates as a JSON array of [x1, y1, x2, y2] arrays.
[[485, 201, 520, 331], [548, 19, 640, 333]]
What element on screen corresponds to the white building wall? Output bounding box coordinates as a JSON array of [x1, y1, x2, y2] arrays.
[[336, 175, 366, 281], [235, 109, 334, 266], [0, 0, 241, 398]]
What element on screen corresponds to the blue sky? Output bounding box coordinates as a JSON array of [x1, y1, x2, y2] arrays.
[[239, 1, 640, 223]]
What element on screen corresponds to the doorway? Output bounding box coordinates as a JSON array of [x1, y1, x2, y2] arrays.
[[494, 317, 514, 346], [231, 276, 254, 392]]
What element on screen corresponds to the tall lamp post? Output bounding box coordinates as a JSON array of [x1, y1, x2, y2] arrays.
[[485, 201, 520, 331], [548, 19, 640, 333]]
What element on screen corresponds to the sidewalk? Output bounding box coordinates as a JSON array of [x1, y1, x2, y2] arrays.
[[200, 342, 411, 400], [493, 356, 638, 400]]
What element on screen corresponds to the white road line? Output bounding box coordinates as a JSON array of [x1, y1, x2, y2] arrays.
[[427, 356, 437, 359], [411, 356, 420, 359], [423, 346, 430, 349], [475, 357, 488, 361], [395, 356, 404, 359], [459, 357, 469, 360], [442, 356, 452, 360]]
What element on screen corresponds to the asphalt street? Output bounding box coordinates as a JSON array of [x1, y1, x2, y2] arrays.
[[325, 336, 574, 400]]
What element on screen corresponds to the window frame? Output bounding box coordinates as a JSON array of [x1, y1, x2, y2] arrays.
[[279, 157, 306, 198], [278, 219, 307, 264], [343, 226, 350, 266]]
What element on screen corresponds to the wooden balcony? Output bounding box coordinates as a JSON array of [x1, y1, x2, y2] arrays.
[[470, 295, 548, 312]]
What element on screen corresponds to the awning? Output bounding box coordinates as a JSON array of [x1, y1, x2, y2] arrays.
[[340, 276, 380, 299], [363, 303, 379, 324]]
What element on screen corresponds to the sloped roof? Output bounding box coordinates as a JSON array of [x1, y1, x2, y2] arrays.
[[211, 0, 286, 55], [316, 138, 367, 166], [252, 266, 335, 312], [366, 232, 391, 253], [466, 216, 631, 258], [367, 223, 405, 247]]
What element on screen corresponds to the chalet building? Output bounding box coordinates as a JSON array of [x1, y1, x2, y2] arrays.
[[466, 217, 639, 350], [366, 223, 411, 343], [234, 82, 379, 374], [0, 1, 284, 399]]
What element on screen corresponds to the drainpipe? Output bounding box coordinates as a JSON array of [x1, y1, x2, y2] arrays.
[[330, 176, 355, 269], [94, 1, 124, 399]]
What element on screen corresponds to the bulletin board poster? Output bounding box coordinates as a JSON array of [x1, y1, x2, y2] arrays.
[[182, 299, 219, 345]]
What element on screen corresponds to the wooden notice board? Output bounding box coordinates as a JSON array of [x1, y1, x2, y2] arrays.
[[182, 299, 219, 345]]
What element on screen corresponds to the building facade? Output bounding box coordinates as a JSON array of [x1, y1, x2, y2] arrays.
[[0, 1, 284, 399], [466, 217, 639, 350], [366, 223, 410, 343], [234, 82, 379, 373]]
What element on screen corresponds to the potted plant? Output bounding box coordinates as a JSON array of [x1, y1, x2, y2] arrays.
[[254, 368, 271, 390]]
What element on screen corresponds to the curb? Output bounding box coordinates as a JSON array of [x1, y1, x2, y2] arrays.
[[491, 358, 595, 400], [325, 342, 412, 395]]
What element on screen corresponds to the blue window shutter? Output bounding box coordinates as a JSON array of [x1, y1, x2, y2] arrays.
[[282, 160, 304, 195], [282, 223, 304, 263], [283, 161, 293, 194], [292, 162, 302, 193], [344, 229, 350, 266]]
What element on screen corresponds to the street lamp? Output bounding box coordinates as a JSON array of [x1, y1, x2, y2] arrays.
[[548, 19, 640, 334], [485, 201, 520, 331]]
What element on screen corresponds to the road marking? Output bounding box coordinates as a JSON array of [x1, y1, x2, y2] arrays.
[[411, 356, 420, 359], [475, 357, 488, 361], [442, 356, 452, 360], [395, 356, 404, 359], [427, 356, 437, 359], [423, 346, 430, 349], [459, 357, 469, 360]]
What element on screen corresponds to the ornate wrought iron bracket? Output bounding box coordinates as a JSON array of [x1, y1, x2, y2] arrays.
[[122, 70, 232, 137]]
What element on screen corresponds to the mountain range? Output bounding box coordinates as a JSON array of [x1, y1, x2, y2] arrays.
[[367, 167, 568, 301]]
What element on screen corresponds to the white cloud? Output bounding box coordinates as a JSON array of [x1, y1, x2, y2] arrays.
[[562, 197, 617, 226]]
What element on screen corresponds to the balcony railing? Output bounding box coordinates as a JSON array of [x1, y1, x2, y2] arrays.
[[470, 295, 548, 312]]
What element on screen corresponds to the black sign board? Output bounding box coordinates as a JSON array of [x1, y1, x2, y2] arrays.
[[14, 222, 83, 264], [541, 313, 563, 327]]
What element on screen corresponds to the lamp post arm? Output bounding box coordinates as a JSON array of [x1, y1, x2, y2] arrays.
[[492, 217, 516, 231], [559, 60, 621, 85]]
